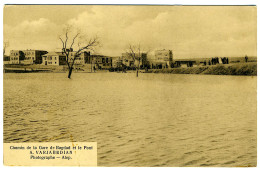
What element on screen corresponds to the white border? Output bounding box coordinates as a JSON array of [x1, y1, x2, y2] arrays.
[[0, 0, 259, 170], [0, 0, 258, 5]]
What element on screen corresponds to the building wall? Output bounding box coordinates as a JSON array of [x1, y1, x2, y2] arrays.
[[121, 53, 134, 67], [153, 49, 173, 65], [3, 55, 10, 65], [121, 52, 148, 67], [175, 61, 196, 68], [9, 50, 47, 65], [59, 56, 67, 65], [42, 55, 58, 65], [10, 50, 25, 64], [42, 54, 66, 66], [112, 57, 123, 67], [35, 50, 48, 64], [147, 49, 173, 68], [91, 55, 113, 69], [23, 50, 47, 64], [23, 50, 36, 64], [68, 51, 90, 65]]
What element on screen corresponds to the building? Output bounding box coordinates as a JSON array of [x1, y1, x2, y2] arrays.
[[3, 55, 10, 65], [9, 50, 25, 64], [112, 57, 123, 68], [23, 50, 48, 64], [67, 51, 91, 65], [91, 54, 113, 69], [174, 60, 196, 68], [154, 49, 173, 63], [60, 48, 91, 65], [121, 52, 148, 68], [9, 49, 47, 65], [42, 52, 67, 66], [148, 49, 173, 68]]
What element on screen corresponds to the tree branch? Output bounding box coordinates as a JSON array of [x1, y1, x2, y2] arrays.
[[65, 31, 68, 49], [58, 25, 100, 77], [59, 36, 65, 50], [75, 37, 99, 56], [70, 33, 80, 49]]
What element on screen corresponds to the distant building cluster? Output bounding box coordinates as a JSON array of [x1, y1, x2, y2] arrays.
[[4, 48, 234, 71], [6, 50, 48, 65], [112, 49, 174, 71], [4, 49, 113, 70]]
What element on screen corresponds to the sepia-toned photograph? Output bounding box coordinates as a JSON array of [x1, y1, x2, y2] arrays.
[[3, 4, 257, 167]]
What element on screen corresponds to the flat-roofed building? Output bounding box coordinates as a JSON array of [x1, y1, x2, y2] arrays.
[[148, 49, 173, 68], [9, 50, 25, 64], [91, 54, 113, 69], [23, 50, 48, 64], [112, 57, 123, 68], [42, 52, 67, 66], [121, 52, 148, 68], [67, 51, 91, 65]]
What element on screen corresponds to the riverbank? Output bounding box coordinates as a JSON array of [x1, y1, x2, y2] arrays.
[[3, 62, 257, 76], [145, 62, 257, 76], [3, 64, 91, 73]]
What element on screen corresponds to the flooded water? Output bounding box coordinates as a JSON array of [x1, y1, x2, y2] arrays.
[[3, 73, 257, 167]]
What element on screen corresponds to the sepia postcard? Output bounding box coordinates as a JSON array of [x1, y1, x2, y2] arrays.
[[2, 4, 257, 167]]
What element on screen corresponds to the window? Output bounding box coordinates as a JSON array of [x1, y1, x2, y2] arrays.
[[55, 62, 57, 64], [50, 56, 52, 60], [55, 57, 57, 60]]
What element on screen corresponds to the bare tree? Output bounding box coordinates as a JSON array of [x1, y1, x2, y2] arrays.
[[126, 44, 149, 77], [59, 26, 99, 79]]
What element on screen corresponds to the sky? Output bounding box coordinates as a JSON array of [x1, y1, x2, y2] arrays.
[[3, 5, 257, 58]]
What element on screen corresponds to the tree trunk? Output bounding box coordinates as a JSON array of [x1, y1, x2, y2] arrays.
[[68, 67, 73, 79], [136, 69, 139, 77]]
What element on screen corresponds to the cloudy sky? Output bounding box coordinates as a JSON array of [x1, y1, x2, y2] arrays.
[[4, 5, 256, 58]]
